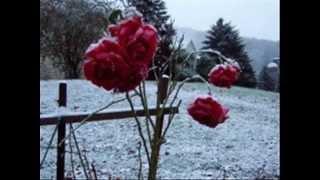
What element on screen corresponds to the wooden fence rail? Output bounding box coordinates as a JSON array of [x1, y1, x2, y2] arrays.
[[40, 106, 179, 126]]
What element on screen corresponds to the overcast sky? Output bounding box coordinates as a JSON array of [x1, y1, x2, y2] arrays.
[[163, 0, 279, 41]]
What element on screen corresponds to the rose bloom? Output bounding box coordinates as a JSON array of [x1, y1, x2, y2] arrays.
[[108, 16, 158, 66], [208, 64, 240, 88], [116, 64, 149, 92], [187, 95, 229, 128], [83, 37, 131, 92], [84, 15, 158, 92]]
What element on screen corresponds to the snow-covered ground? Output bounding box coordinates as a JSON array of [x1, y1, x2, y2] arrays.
[[40, 80, 279, 179]]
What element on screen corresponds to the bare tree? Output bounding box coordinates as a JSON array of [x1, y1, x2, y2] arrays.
[[40, 0, 113, 79]]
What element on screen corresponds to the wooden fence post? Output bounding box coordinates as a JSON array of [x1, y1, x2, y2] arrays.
[[57, 82, 67, 180]]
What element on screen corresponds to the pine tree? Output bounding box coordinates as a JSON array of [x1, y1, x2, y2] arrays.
[[127, 0, 176, 79], [202, 18, 257, 88]]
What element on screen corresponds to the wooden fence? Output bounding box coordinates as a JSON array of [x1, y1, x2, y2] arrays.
[[40, 80, 179, 180]]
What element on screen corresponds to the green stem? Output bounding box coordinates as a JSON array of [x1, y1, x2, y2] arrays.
[[137, 141, 143, 180], [70, 124, 90, 179], [162, 100, 182, 138], [138, 84, 153, 149], [126, 92, 151, 165]]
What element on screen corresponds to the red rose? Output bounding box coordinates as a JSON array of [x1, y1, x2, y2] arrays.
[[208, 64, 240, 88], [84, 16, 158, 93], [83, 37, 130, 91], [116, 64, 149, 92], [108, 16, 158, 65], [187, 95, 229, 128], [108, 16, 143, 45]]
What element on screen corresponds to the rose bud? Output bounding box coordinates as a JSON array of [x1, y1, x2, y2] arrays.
[[208, 64, 240, 88], [187, 95, 229, 128]]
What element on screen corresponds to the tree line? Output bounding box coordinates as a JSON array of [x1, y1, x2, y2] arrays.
[[41, 0, 278, 91]]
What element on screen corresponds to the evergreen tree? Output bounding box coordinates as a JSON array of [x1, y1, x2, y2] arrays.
[[202, 18, 257, 88], [127, 0, 176, 79]]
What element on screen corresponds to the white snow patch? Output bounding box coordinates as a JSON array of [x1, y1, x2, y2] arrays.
[[40, 80, 279, 179], [267, 62, 278, 68], [162, 74, 169, 79]]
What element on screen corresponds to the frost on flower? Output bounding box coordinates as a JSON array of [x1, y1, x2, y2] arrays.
[[85, 36, 117, 56], [208, 63, 240, 88], [211, 63, 227, 72], [229, 60, 241, 70], [187, 95, 229, 128], [85, 41, 100, 56], [123, 6, 142, 18], [191, 94, 217, 102]]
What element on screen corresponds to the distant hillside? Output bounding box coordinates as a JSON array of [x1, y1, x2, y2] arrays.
[[176, 27, 279, 76], [243, 38, 279, 75]]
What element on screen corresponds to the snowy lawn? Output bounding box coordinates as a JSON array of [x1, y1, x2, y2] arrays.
[[40, 80, 279, 179]]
